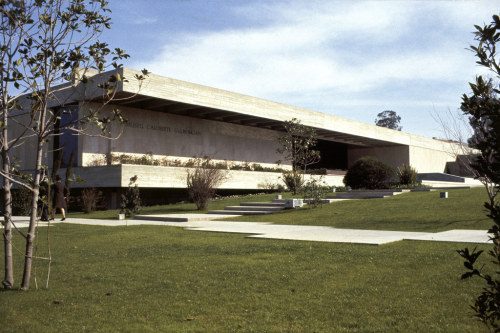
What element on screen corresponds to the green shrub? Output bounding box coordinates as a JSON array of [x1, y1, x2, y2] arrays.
[[397, 163, 418, 186], [81, 188, 102, 213], [281, 170, 304, 193], [251, 163, 264, 171], [120, 176, 141, 217], [230, 162, 252, 171], [343, 157, 395, 189], [301, 176, 329, 208], [333, 186, 346, 192], [12, 187, 32, 216]]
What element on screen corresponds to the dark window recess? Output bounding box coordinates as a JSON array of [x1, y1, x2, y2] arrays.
[[311, 139, 348, 170], [54, 106, 79, 168]]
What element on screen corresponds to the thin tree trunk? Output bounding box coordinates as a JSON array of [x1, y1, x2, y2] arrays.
[[1, 63, 13, 288], [20, 140, 43, 290], [2, 155, 13, 289], [45, 218, 52, 289]]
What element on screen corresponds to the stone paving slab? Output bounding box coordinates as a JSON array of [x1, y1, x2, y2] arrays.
[[181, 222, 429, 245], [3, 216, 491, 245], [248, 228, 430, 245], [404, 229, 491, 243], [207, 210, 273, 215], [134, 213, 239, 222], [147, 219, 490, 245]]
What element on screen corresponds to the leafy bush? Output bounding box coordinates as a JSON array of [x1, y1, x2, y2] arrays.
[[214, 161, 229, 170], [301, 176, 329, 208], [120, 176, 141, 217], [230, 162, 252, 171], [397, 163, 418, 186], [343, 157, 395, 189], [12, 187, 32, 216], [187, 158, 228, 210], [306, 168, 328, 175], [81, 188, 102, 213], [101, 153, 285, 173], [332, 186, 346, 192], [281, 170, 304, 193], [251, 163, 264, 171]]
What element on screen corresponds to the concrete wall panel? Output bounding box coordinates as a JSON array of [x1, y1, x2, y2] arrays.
[[79, 104, 283, 167], [66, 165, 344, 189], [409, 146, 456, 173]]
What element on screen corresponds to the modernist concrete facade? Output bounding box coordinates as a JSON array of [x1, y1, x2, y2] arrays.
[[12, 68, 466, 205]]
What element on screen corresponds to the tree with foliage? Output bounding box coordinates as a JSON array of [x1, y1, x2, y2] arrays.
[[456, 14, 500, 330], [375, 110, 402, 131], [276, 118, 320, 194], [0, 0, 148, 290]]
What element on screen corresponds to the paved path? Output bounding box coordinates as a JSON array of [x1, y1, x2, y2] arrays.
[[6, 216, 491, 245]]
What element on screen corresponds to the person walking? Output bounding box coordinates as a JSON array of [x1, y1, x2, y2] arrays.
[[39, 173, 49, 221], [51, 175, 68, 221]]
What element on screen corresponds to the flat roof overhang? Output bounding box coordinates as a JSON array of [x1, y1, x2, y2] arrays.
[[54, 67, 452, 151], [112, 92, 400, 148]]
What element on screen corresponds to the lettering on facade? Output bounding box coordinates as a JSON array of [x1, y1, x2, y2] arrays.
[[125, 121, 201, 135]]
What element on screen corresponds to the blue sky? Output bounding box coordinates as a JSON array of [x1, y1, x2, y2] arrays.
[[101, 1, 499, 139]]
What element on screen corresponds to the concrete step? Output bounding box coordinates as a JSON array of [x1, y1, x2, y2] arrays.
[[410, 188, 437, 192], [134, 213, 236, 222], [420, 180, 479, 188], [327, 194, 388, 199], [272, 199, 294, 203], [327, 190, 410, 200], [207, 210, 273, 215], [303, 198, 339, 204], [224, 205, 284, 212], [342, 190, 407, 195], [418, 172, 466, 183], [425, 185, 472, 189], [240, 202, 285, 207]]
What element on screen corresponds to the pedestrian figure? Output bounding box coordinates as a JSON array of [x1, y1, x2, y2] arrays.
[[51, 175, 68, 221], [39, 172, 49, 221]]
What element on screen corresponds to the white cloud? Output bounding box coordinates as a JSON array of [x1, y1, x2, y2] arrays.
[[130, 1, 499, 137], [132, 16, 158, 25], [135, 2, 414, 94]]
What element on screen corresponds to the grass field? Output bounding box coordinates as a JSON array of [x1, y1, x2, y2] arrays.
[[225, 187, 492, 232], [0, 187, 492, 332], [70, 187, 490, 232], [66, 192, 296, 220]]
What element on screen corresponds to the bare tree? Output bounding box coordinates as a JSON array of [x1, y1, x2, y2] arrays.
[[186, 158, 228, 210], [1, 0, 32, 290], [0, 0, 148, 290], [432, 107, 479, 178]]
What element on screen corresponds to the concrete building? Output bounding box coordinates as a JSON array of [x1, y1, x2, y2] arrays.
[[13, 68, 469, 206]]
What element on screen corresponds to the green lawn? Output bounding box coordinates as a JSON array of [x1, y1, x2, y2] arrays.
[[223, 188, 492, 232], [0, 225, 489, 332], [67, 192, 295, 220], [72, 187, 491, 232], [1, 187, 493, 332]]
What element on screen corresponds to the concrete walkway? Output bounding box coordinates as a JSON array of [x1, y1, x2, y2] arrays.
[[6, 216, 491, 245]]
